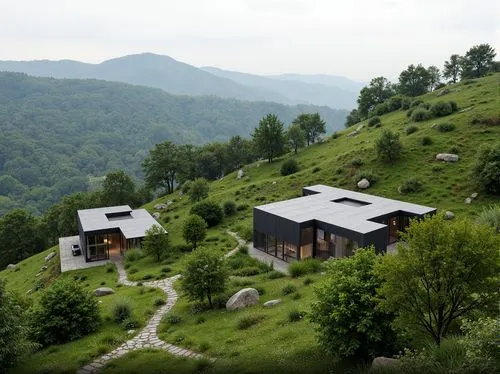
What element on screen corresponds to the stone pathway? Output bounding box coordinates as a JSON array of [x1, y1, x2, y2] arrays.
[[225, 230, 247, 257], [77, 262, 202, 374]]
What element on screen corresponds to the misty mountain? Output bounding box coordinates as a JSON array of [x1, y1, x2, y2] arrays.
[[267, 73, 365, 93], [202, 66, 359, 109], [0, 72, 347, 214], [0, 53, 357, 109]]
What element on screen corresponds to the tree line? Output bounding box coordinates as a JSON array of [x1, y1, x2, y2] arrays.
[[346, 43, 497, 126]]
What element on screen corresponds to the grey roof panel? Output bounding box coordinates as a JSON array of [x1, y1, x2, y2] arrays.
[[255, 185, 436, 234], [77, 206, 165, 239]]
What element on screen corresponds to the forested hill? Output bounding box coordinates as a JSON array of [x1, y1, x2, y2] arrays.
[[0, 53, 359, 109], [0, 72, 347, 215]]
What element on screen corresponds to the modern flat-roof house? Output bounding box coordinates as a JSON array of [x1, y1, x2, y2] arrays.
[[253, 185, 436, 262], [77, 205, 164, 262]]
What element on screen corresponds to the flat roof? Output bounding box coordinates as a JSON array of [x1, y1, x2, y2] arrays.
[[255, 185, 436, 234], [77, 205, 165, 239]]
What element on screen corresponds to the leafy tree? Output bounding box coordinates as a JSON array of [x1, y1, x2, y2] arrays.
[[182, 247, 228, 308], [29, 279, 101, 346], [252, 114, 286, 163], [182, 214, 207, 249], [472, 143, 500, 193], [194, 143, 226, 180], [287, 124, 306, 154], [345, 108, 362, 127], [190, 201, 223, 227], [142, 224, 169, 262], [376, 215, 500, 345], [142, 141, 180, 194], [310, 248, 397, 360], [398, 64, 431, 97], [375, 130, 402, 163], [292, 113, 327, 146], [427, 66, 441, 91], [357, 77, 396, 117], [0, 209, 44, 268], [226, 136, 257, 171], [460, 44, 496, 79], [443, 54, 461, 83], [0, 281, 36, 371], [101, 170, 136, 207], [188, 178, 209, 202]]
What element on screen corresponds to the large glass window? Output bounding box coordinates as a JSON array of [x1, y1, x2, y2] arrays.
[[332, 234, 358, 258], [316, 229, 330, 259], [300, 227, 313, 260], [86, 234, 109, 261]]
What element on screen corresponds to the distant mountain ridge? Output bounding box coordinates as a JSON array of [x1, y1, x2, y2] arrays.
[[0, 53, 360, 109]]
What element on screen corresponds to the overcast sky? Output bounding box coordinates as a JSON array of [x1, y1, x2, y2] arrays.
[[1, 0, 498, 81]]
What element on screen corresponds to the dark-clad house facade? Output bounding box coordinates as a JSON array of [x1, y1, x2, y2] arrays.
[[253, 185, 436, 262], [77, 205, 164, 262]]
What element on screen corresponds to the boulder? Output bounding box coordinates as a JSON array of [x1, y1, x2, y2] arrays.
[[347, 130, 360, 137], [444, 211, 455, 220], [40, 265, 48, 272], [152, 212, 161, 220], [226, 288, 260, 311], [272, 181, 277, 185], [237, 169, 244, 179], [94, 287, 115, 297], [470, 192, 478, 199], [465, 197, 472, 204], [154, 203, 168, 210], [45, 252, 56, 262], [127, 329, 136, 335], [26, 289, 33, 295], [372, 357, 398, 369], [6, 264, 16, 269], [459, 107, 473, 113], [357, 178, 370, 189], [436, 153, 459, 162], [263, 299, 282, 308], [357, 124, 364, 131]]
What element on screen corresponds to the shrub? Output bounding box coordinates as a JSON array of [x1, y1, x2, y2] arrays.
[[288, 309, 305, 322], [399, 178, 423, 194], [238, 245, 248, 255], [350, 158, 363, 167], [121, 317, 139, 330], [372, 102, 389, 116], [190, 201, 223, 227], [153, 297, 166, 307], [303, 277, 314, 286], [281, 284, 297, 296], [160, 266, 171, 274], [406, 108, 414, 118], [223, 201, 237, 216], [29, 280, 101, 345], [111, 298, 133, 323], [291, 292, 301, 300], [255, 286, 265, 295], [477, 205, 500, 233], [233, 266, 261, 277], [236, 225, 253, 242], [288, 258, 322, 278], [421, 136, 433, 146], [387, 95, 403, 111], [124, 248, 145, 262], [376, 130, 402, 163], [280, 159, 299, 176], [354, 170, 376, 185], [401, 97, 411, 110], [164, 314, 182, 325], [430, 101, 454, 117], [142, 274, 154, 280], [188, 178, 209, 202], [436, 122, 456, 132], [411, 108, 431, 122], [236, 204, 249, 211], [237, 314, 265, 330], [312, 166, 321, 173], [195, 316, 206, 324], [472, 143, 500, 193], [368, 116, 381, 127], [267, 270, 285, 279], [410, 99, 424, 108], [406, 125, 418, 135], [181, 180, 193, 194], [106, 263, 115, 273]]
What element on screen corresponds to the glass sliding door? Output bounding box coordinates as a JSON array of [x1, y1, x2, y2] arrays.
[[86, 233, 110, 261], [300, 227, 313, 260]]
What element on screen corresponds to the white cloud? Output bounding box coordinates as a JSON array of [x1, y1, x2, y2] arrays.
[[0, 0, 498, 80]]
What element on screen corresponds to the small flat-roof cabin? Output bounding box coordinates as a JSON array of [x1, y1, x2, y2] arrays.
[[77, 205, 163, 262], [253, 185, 436, 262]]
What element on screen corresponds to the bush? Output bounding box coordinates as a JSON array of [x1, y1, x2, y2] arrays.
[[430, 101, 456, 117], [406, 125, 419, 135], [372, 102, 389, 116], [188, 178, 209, 202], [399, 178, 423, 194], [121, 317, 139, 330], [387, 95, 403, 111], [267, 270, 285, 279], [376, 130, 402, 163], [288, 309, 305, 322], [421, 136, 433, 145], [181, 180, 193, 194], [411, 108, 431, 122], [401, 97, 411, 110], [303, 277, 314, 286], [410, 99, 424, 108], [236, 225, 253, 242], [354, 169, 376, 185], [233, 266, 261, 277], [153, 297, 166, 307], [312, 166, 321, 173], [280, 159, 299, 176], [29, 280, 101, 345], [124, 248, 145, 262], [436, 122, 456, 132], [477, 205, 500, 233], [281, 284, 297, 296], [472, 144, 500, 193], [237, 314, 265, 330], [368, 116, 381, 127], [223, 201, 237, 216], [164, 314, 182, 325], [350, 158, 363, 167], [190, 201, 223, 227], [236, 204, 249, 211], [111, 298, 133, 323], [288, 259, 322, 278]]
